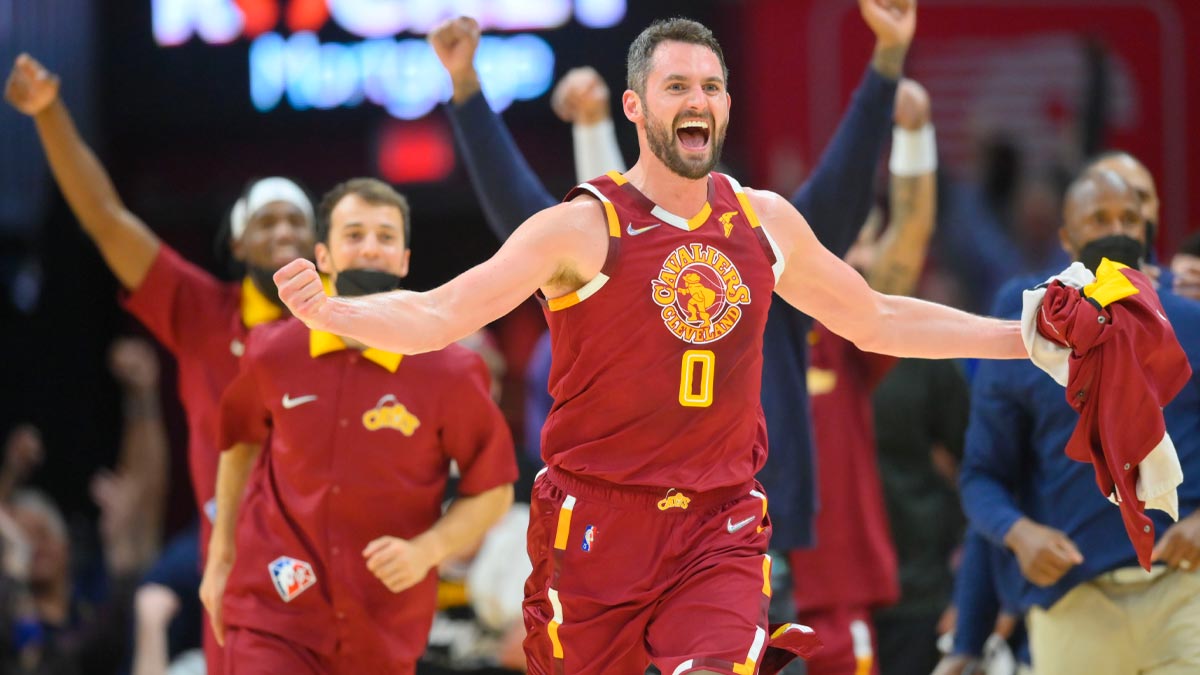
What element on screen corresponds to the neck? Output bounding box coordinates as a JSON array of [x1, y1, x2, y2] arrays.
[[626, 148, 709, 216]]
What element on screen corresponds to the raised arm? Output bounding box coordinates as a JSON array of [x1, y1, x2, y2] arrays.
[[275, 197, 608, 354], [430, 17, 556, 240], [863, 79, 936, 296], [792, 0, 912, 257], [761, 190, 1025, 360], [5, 54, 158, 289], [553, 66, 628, 180]]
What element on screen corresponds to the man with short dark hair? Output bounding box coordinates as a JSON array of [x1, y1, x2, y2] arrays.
[[200, 178, 517, 674]]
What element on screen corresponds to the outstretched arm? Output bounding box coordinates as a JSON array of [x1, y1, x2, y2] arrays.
[[431, 17, 556, 240], [793, 0, 912, 257], [275, 198, 608, 354], [5, 54, 158, 289], [761, 191, 1024, 360]]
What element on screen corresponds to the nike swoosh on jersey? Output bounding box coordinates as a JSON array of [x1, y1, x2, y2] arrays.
[[626, 222, 662, 236], [282, 394, 319, 409], [726, 515, 756, 534]]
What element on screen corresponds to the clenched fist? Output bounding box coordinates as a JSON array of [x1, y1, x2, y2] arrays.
[[428, 16, 482, 104], [363, 535, 438, 593], [5, 53, 59, 116]]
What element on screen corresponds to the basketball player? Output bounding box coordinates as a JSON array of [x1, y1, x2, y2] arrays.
[[273, 19, 1025, 675], [200, 178, 517, 674]]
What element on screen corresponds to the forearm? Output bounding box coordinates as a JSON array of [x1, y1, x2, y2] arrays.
[[33, 99, 157, 288], [572, 118, 626, 181], [414, 484, 514, 566], [960, 472, 1026, 549], [445, 92, 556, 240], [792, 66, 897, 257], [867, 172, 935, 296], [208, 443, 261, 562], [852, 295, 1025, 360], [119, 388, 169, 557]]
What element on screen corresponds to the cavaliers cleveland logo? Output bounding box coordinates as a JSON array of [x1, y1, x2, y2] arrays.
[[651, 243, 751, 344]]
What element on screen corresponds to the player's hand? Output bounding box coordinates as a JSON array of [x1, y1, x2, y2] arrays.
[[860, 0, 917, 51], [551, 67, 612, 125], [199, 557, 233, 646], [109, 337, 160, 394], [1004, 517, 1084, 586], [1171, 253, 1200, 300], [1152, 511, 1200, 572], [273, 258, 336, 331], [135, 583, 182, 628], [893, 78, 930, 130], [363, 535, 438, 593], [5, 53, 60, 116], [428, 16, 482, 104]]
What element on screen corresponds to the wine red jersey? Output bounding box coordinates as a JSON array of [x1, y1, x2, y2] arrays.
[[540, 171, 783, 492]]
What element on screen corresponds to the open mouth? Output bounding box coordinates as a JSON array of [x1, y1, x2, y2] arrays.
[[675, 119, 711, 152]]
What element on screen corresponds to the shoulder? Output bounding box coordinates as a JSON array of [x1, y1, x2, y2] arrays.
[[243, 318, 307, 362]]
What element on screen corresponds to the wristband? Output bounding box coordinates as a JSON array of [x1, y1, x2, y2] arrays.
[[889, 124, 937, 176]]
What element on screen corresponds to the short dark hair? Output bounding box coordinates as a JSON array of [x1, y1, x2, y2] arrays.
[[627, 18, 728, 97], [316, 178, 412, 248]]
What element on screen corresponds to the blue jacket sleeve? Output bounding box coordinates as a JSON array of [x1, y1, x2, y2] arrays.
[[443, 93, 557, 241], [951, 529, 1001, 657], [791, 66, 897, 259], [958, 356, 1031, 547]]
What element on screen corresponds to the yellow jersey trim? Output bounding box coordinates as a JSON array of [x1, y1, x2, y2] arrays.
[[240, 277, 284, 327], [309, 330, 403, 373], [1083, 258, 1139, 308]]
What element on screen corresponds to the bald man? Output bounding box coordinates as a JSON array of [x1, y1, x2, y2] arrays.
[[957, 169, 1200, 675]]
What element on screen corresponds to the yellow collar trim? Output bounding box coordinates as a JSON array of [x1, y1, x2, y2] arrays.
[[242, 274, 335, 328], [309, 330, 403, 373], [241, 277, 284, 327]]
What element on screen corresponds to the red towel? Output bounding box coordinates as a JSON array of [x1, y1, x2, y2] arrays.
[[1036, 263, 1191, 569]]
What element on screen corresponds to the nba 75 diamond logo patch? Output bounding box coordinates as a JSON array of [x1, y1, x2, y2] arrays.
[[268, 556, 317, 602]]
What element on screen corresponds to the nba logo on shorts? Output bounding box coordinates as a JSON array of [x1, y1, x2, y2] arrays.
[[582, 525, 597, 552], [268, 556, 317, 602]]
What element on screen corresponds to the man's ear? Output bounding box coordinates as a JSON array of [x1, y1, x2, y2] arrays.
[[314, 242, 333, 274], [622, 90, 642, 123]]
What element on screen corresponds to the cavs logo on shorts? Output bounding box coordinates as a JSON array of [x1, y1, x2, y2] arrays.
[[652, 244, 751, 344], [268, 556, 317, 603], [362, 394, 421, 435], [657, 489, 692, 511]]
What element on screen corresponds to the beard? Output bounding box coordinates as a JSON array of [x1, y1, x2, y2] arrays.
[[644, 106, 726, 180]]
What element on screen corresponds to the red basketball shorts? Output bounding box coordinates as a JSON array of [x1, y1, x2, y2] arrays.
[[523, 467, 775, 675]]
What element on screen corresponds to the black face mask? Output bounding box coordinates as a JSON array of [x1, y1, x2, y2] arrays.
[[246, 265, 286, 308], [335, 268, 403, 297], [1078, 234, 1145, 274]]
